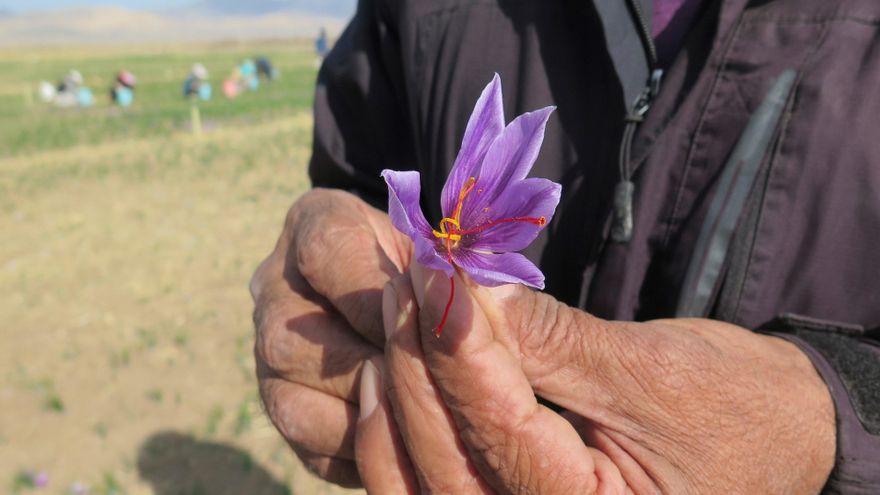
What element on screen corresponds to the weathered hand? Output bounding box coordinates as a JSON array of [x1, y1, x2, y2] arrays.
[[249, 188, 412, 487], [360, 269, 626, 494], [374, 263, 836, 494]]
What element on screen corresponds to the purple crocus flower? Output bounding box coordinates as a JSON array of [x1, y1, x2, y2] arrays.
[[381, 74, 561, 336], [33, 470, 49, 488]]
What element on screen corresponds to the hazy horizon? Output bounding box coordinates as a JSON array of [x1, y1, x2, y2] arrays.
[[0, 0, 356, 46], [0, 0, 356, 18]]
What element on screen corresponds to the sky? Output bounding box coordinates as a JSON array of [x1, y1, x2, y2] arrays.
[[0, 0, 180, 12], [0, 0, 356, 17]]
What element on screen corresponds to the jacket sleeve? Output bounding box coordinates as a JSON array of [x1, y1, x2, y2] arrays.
[[308, 0, 417, 209], [765, 318, 880, 494]]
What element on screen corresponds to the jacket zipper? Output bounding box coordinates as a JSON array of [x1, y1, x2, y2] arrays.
[[612, 0, 664, 242]]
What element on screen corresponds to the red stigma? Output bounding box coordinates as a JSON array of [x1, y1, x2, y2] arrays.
[[454, 215, 547, 236], [434, 275, 454, 338], [433, 233, 456, 337]]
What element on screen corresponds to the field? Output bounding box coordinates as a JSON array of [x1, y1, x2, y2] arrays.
[[0, 41, 360, 495]]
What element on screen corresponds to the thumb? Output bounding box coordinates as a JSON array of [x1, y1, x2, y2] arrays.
[[409, 262, 626, 495], [412, 261, 623, 415]]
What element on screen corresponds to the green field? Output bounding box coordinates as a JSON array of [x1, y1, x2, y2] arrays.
[[0, 41, 317, 157], [0, 41, 359, 495]]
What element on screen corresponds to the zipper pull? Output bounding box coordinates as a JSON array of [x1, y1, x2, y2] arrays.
[[649, 68, 664, 98], [611, 180, 635, 242], [612, 69, 663, 243]]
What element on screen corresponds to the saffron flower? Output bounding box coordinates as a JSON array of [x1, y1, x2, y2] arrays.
[[381, 74, 561, 336]]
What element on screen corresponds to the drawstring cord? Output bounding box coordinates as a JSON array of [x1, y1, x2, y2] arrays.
[[611, 69, 663, 243]]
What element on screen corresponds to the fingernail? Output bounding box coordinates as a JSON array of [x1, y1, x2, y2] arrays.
[[410, 262, 435, 308], [382, 284, 397, 340], [383, 281, 415, 340], [359, 359, 381, 420], [487, 283, 519, 301]]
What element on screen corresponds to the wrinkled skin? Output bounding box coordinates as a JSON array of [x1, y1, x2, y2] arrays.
[[249, 188, 411, 487], [253, 191, 835, 493], [361, 266, 836, 494]]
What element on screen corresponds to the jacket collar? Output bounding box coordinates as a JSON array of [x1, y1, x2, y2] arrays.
[[592, 0, 654, 110]]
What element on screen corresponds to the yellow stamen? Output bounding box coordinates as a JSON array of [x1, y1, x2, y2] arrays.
[[431, 178, 476, 243], [432, 232, 462, 241], [432, 217, 461, 241], [451, 177, 477, 223]]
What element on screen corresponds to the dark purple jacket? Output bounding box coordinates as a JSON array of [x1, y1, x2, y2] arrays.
[[309, 0, 880, 491]]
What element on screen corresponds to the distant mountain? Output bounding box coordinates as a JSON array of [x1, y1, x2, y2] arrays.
[[0, 6, 348, 46], [190, 0, 356, 18]]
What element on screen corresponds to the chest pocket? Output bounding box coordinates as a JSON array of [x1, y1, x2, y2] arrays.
[[707, 13, 880, 330]]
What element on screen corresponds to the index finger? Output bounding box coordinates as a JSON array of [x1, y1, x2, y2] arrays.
[[292, 189, 409, 346]]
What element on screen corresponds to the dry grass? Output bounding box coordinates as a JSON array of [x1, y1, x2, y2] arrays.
[[0, 108, 361, 494]]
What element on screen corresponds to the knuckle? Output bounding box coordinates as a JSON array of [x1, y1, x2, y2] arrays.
[[287, 190, 349, 275], [515, 292, 582, 371], [463, 422, 532, 493], [254, 307, 324, 375], [505, 439, 533, 492], [295, 220, 360, 282], [266, 385, 307, 446], [250, 231, 289, 303], [286, 188, 335, 226], [248, 257, 269, 301], [455, 403, 509, 465], [251, 291, 274, 336], [384, 362, 431, 418], [292, 230, 321, 281], [512, 290, 548, 351], [297, 226, 385, 329], [254, 309, 290, 371], [258, 378, 287, 428], [292, 193, 376, 286], [475, 410, 597, 495], [287, 188, 356, 235]]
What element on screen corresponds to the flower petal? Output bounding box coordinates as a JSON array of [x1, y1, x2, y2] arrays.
[[441, 73, 505, 217], [467, 178, 561, 252], [382, 169, 454, 276], [460, 105, 555, 223], [453, 250, 545, 289], [381, 169, 432, 237], [414, 236, 455, 276]]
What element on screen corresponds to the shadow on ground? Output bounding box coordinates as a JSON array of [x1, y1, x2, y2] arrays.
[[137, 431, 290, 495]]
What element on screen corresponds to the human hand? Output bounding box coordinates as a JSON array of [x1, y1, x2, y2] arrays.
[[250, 188, 412, 487], [362, 263, 836, 493], [357, 268, 627, 494]]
